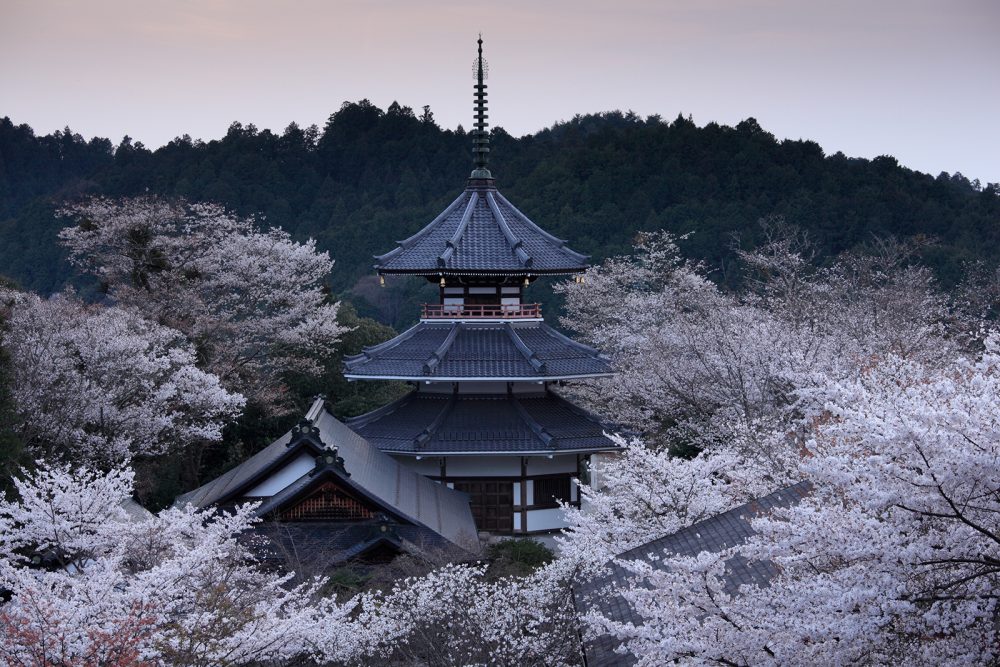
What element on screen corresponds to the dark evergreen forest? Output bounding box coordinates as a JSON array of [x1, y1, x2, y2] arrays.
[[2, 101, 998, 328]]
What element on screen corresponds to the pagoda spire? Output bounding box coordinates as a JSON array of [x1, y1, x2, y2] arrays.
[[471, 34, 492, 179]]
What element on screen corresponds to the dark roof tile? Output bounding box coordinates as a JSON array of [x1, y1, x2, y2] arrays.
[[343, 321, 612, 381], [374, 186, 589, 275]]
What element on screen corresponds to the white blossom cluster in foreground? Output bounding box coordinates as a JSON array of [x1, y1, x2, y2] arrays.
[[0, 463, 582, 666]]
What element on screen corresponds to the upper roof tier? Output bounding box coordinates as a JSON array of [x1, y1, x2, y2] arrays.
[[373, 182, 590, 276]]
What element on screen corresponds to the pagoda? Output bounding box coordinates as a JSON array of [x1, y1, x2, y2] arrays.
[[343, 37, 619, 535]]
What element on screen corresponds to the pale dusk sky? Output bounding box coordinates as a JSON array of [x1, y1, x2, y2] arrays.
[[1, 0, 998, 183]]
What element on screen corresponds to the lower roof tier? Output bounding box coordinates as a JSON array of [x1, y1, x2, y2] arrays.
[[343, 320, 613, 381], [346, 389, 619, 456]]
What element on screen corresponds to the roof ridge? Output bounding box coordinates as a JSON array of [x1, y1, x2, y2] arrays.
[[493, 191, 590, 263], [504, 322, 546, 372], [423, 322, 461, 374], [485, 191, 531, 267], [374, 192, 468, 264], [538, 322, 610, 359], [414, 389, 458, 451], [344, 322, 423, 366], [345, 390, 417, 428], [438, 192, 478, 268], [511, 394, 556, 449]]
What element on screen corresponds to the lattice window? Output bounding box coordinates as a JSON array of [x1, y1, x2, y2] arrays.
[[453, 480, 513, 532], [280, 481, 375, 521]]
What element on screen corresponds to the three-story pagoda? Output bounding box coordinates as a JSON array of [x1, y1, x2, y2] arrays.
[[344, 38, 618, 534]]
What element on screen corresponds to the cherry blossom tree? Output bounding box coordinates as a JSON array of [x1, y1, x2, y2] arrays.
[[0, 290, 243, 464], [559, 435, 789, 567], [58, 197, 347, 414], [0, 461, 587, 666], [589, 337, 1000, 665], [0, 462, 363, 666]]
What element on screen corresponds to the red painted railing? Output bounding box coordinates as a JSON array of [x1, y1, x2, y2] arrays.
[[421, 303, 542, 319]]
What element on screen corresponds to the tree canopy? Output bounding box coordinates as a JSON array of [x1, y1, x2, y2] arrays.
[[1, 105, 997, 327]]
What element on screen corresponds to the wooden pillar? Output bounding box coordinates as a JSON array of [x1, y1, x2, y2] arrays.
[[519, 456, 528, 534]]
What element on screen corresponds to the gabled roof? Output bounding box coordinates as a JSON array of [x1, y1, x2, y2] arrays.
[[575, 482, 812, 667], [343, 320, 612, 381], [373, 183, 589, 276], [175, 398, 479, 550], [347, 389, 619, 456]]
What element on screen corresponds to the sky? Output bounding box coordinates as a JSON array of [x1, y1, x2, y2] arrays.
[[2, 0, 998, 183]]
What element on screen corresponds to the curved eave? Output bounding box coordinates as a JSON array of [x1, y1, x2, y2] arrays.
[[392, 446, 619, 457], [344, 372, 615, 382], [373, 266, 589, 277]]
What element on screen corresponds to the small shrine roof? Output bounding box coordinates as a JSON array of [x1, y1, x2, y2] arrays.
[[346, 389, 619, 456], [343, 320, 612, 381], [373, 185, 589, 276], [174, 397, 479, 550]]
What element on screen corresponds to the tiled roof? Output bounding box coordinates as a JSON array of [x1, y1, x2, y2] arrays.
[[343, 320, 612, 381], [575, 482, 812, 666], [174, 398, 480, 550], [347, 390, 619, 455], [374, 183, 589, 275], [249, 521, 468, 569]]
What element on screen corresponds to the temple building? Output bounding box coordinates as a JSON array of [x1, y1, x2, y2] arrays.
[[343, 37, 619, 534], [176, 397, 479, 566]]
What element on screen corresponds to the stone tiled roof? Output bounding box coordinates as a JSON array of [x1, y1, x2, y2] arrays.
[[575, 482, 812, 666], [373, 183, 589, 276], [174, 398, 479, 550], [343, 320, 612, 381], [346, 390, 619, 455]]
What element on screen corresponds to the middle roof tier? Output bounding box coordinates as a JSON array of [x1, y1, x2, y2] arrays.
[[343, 320, 613, 382]]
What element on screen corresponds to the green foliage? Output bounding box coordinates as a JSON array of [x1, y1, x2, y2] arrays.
[[1, 107, 997, 316], [484, 538, 555, 579]]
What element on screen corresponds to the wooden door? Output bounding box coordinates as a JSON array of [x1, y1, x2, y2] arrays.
[[454, 480, 513, 532]]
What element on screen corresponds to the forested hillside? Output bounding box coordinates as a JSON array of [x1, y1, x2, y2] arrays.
[[1, 102, 998, 324]]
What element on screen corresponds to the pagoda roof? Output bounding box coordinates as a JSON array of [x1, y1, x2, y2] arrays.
[[373, 183, 589, 276], [343, 320, 612, 381], [347, 389, 619, 456], [175, 397, 479, 550]]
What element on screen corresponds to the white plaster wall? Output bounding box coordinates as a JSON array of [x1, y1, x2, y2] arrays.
[[526, 508, 568, 532], [243, 454, 315, 497], [398, 456, 443, 476], [444, 455, 521, 477], [525, 480, 534, 505], [525, 455, 578, 476], [513, 513, 522, 531], [513, 483, 522, 505]]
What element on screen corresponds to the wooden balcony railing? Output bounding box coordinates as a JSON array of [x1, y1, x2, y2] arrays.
[[421, 303, 542, 319]]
